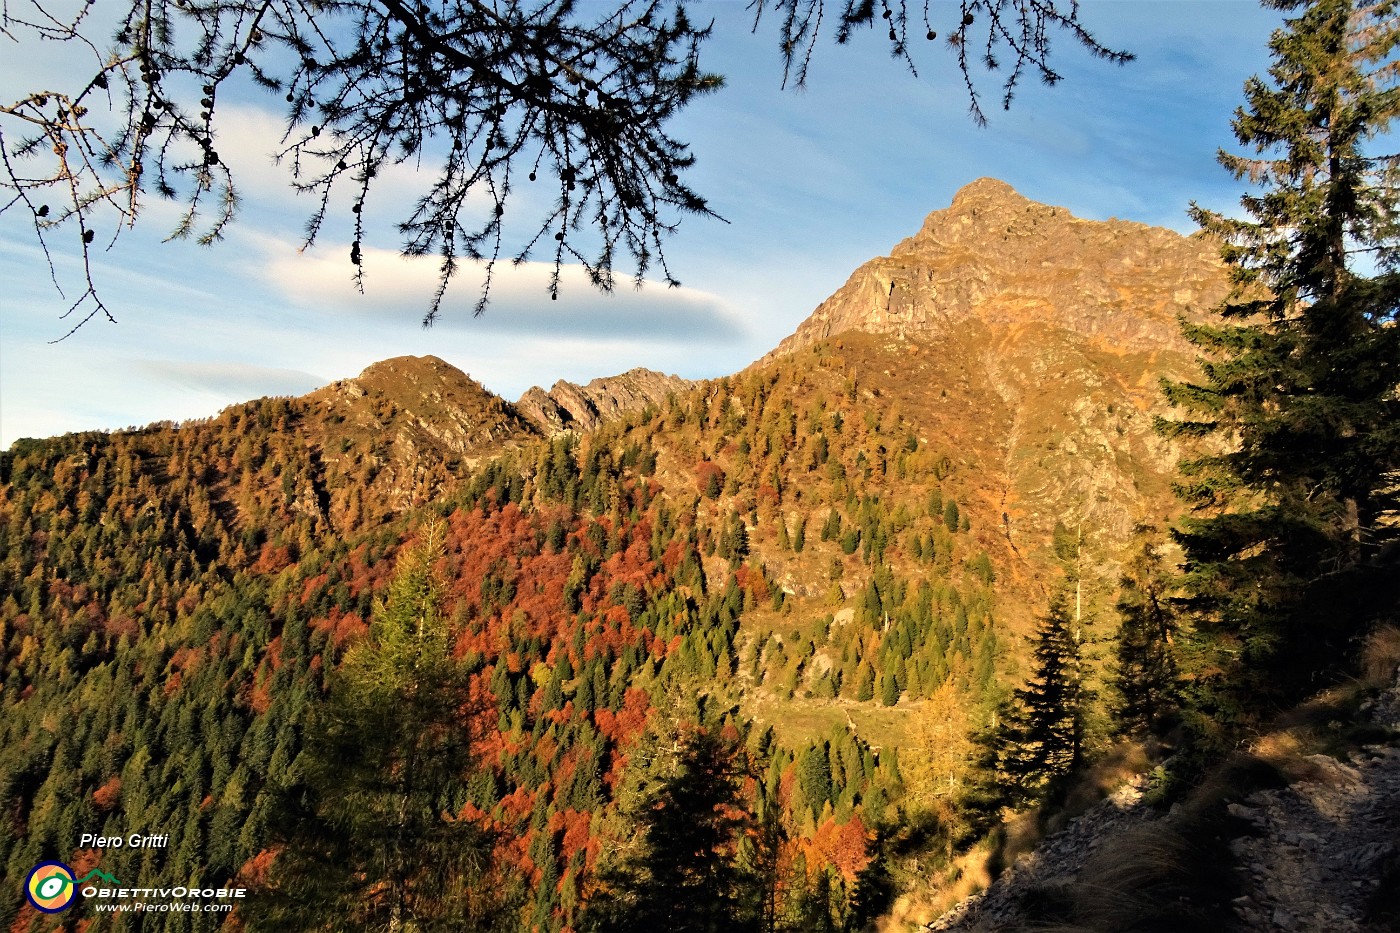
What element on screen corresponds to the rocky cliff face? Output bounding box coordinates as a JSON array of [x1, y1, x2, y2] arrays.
[[765, 178, 1225, 362], [514, 368, 689, 435]]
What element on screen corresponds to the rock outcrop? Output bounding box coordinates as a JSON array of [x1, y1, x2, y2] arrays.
[[764, 178, 1225, 363], [515, 368, 688, 435]]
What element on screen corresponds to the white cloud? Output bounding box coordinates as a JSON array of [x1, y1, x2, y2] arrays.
[[211, 103, 445, 218], [252, 237, 751, 343]]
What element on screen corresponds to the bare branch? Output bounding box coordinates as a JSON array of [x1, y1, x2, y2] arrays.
[[4, 0, 1123, 333]]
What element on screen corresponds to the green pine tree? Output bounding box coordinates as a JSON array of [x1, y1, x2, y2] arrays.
[[585, 726, 760, 933], [1162, 0, 1400, 729], [798, 741, 834, 821], [943, 500, 960, 533]]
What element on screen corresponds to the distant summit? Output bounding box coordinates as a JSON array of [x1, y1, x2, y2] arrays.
[[313, 354, 535, 455], [747, 179, 1232, 566], [764, 178, 1226, 362], [295, 355, 684, 523]]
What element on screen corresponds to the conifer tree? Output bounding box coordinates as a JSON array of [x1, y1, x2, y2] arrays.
[[1111, 531, 1181, 737], [256, 522, 509, 931], [1162, 0, 1400, 723], [585, 726, 760, 933], [993, 592, 1085, 806], [854, 662, 876, 702], [798, 742, 835, 821]]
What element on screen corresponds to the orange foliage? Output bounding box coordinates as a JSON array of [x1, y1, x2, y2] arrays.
[[806, 815, 872, 882], [166, 646, 203, 676], [252, 542, 293, 575], [324, 608, 367, 649], [499, 786, 536, 823], [695, 459, 725, 496], [778, 765, 797, 811], [92, 776, 122, 812], [604, 749, 629, 791], [556, 809, 598, 868], [248, 666, 273, 715], [236, 848, 279, 887], [8, 903, 39, 933], [592, 693, 655, 743], [104, 614, 139, 640], [342, 542, 393, 597], [70, 849, 101, 877], [615, 688, 650, 737], [534, 732, 559, 770], [544, 699, 576, 726], [660, 537, 687, 574]]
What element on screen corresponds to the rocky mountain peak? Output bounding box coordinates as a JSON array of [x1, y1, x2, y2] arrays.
[[348, 354, 478, 391], [942, 175, 1033, 215], [764, 179, 1227, 362], [307, 354, 532, 480]]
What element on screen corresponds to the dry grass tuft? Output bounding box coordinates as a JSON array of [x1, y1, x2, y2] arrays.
[[1361, 623, 1400, 688], [1249, 728, 1308, 767], [880, 839, 997, 932], [1057, 741, 1155, 817], [976, 820, 1239, 933], [998, 809, 1045, 867], [1069, 823, 1220, 933]]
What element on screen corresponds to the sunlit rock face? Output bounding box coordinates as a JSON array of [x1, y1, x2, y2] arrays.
[[760, 178, 1230, 577], [764, 177, 1225, 362]]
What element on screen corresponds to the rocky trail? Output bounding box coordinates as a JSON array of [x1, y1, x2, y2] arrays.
[[1227, 683, 1400, 933], [925, 774, 1160, 931], [927, 671, 1400, 932]]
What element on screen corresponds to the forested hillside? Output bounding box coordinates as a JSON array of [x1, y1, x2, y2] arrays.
[[0, 342, 1035, 932]]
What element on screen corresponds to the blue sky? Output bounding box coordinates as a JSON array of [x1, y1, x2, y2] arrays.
[[0, 1, 1284, 447]]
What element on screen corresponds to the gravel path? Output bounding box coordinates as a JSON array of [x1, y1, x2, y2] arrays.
[[925, 776, 1159, 931], [1227, 680, 1400, 932], [927, 674, 1400, 933]]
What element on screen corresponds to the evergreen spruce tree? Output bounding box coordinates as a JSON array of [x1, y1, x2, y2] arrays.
[[1162, 0, 1400, 730], [994, 592, 1085, 806], [584, 726, 759, 933], [798, 742, 835, 821]]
